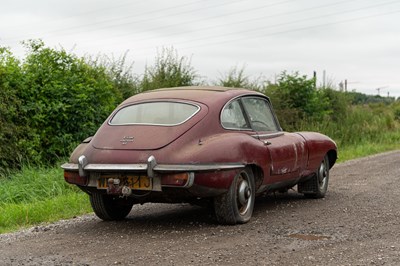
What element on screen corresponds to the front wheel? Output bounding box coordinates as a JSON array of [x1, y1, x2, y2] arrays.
[[298, 155, 330, 198], [214, 167, 255, 225], [90, 192, 134, 221]]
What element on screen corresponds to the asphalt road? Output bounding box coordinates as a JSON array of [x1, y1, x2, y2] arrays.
[[1, 150, 399, 266]]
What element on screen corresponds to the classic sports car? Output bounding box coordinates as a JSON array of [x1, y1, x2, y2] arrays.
[[62, 86, 337, 224]]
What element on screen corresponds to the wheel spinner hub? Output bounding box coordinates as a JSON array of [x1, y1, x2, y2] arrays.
[[318, 161, 328, 184], [238, 179, 251, 206]]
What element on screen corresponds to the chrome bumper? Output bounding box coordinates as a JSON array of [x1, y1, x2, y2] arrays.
[[61, 155, 245, 178]]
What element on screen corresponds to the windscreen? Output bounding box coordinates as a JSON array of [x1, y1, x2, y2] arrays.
[[109, 102, 200, 126]]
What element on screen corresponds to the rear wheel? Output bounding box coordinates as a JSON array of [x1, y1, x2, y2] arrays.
[[90, 192, 134, 221], [298, 155, 330, 198], [214, 167, 255, 225]]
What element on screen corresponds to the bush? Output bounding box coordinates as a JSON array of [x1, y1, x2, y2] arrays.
[[0, 48, 25, 173], [264, 72, 330, 130], [16, 40, 123, 164], [393, 102, 400, 121]]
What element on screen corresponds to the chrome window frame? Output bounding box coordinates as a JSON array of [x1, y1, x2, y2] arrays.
[[220, 96, 252, 131], [220, 95, 281, 132], [108, 101, 201, 127]]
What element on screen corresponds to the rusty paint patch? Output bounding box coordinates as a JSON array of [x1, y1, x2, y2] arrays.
[[288, 233, 331, 241]]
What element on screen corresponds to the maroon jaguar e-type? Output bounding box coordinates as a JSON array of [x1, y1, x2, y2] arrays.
[[62, 86, 337, 224]]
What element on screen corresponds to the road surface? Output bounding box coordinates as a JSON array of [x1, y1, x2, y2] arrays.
[[1, 150, 399, 265]]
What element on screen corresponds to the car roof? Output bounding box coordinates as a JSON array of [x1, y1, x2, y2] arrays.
[[121, 86, 266, 106]]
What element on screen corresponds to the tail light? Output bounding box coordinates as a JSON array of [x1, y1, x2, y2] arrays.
[[64, 171, 88, 186], [161, 172, 194, 187]]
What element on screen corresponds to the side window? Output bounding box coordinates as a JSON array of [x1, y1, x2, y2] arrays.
[[242, 97, 279, 132], [221, 100, 250, 130]]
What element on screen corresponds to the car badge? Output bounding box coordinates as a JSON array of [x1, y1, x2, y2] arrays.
[[120, 136, 134, 145]]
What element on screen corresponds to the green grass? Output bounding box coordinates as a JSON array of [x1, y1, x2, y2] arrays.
[[0, 193, 91, 234], [338, 131, 400, 162], [0, 166, 92, 234]]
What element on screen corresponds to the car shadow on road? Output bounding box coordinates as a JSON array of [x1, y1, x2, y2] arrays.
[[59, 191, 335, 242], [83, 191, 314, 230]]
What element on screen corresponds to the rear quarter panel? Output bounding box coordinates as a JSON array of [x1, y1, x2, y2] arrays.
[[297, 132, 337, 174]]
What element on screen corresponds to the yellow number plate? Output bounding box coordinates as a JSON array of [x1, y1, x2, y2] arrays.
[[97, 175, 152, 190]]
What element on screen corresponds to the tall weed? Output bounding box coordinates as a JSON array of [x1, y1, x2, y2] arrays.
[[0, 166, 76, 205]]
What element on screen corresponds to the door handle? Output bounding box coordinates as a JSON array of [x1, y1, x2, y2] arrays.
[[263, 140, 271, 145]]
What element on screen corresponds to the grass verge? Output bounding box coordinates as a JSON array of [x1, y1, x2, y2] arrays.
[[338, 130, 400, 162], [0, 193, 91, 234], [0, 166, 92, 234]]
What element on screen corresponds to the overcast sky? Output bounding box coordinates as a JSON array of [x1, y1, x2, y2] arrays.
[[1, 0, 400, 98]]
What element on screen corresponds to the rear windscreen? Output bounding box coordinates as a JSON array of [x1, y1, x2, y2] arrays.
[[109, 102, 200, 126]]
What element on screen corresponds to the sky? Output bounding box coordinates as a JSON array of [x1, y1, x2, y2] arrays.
[[1, 0, 400, 98]]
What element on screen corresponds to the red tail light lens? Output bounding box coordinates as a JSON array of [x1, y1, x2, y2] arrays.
[[64, 171, 88, 186], [161, 173, 192, 187]]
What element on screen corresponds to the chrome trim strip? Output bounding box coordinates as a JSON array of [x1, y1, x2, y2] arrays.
[[154, 164, 245, 172], [61, 163, 79, 170], [61, 163, 147, 171], [251, 132, 284, 139], [61, 163, 244, 172], [86, 164, 148, 171]]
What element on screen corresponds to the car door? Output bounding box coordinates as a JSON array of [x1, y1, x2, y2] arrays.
[[240, 96, 307, 179]]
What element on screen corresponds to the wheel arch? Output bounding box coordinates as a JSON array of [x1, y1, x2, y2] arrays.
[[248, 163, 264, 192], [327, 149, 337, 169]]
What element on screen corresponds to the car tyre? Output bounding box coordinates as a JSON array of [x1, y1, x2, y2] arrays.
[[298, 155, 330, 198], [214, 167, 255, 225], [90, 192, 134, 221]]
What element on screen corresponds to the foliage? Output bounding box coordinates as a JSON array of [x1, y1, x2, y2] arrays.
[[0, 47, 25, 173], [216, 65, 262, 90], [347, 91, 396, 105], [140, 47, 198, 91], [319, 88, 350, 122], [297, 103, 399, 148], [87, 52, 140, 99], [394, 103, 400, 121], [18, 40, 122, 164], [264, 72, 330, 130]]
